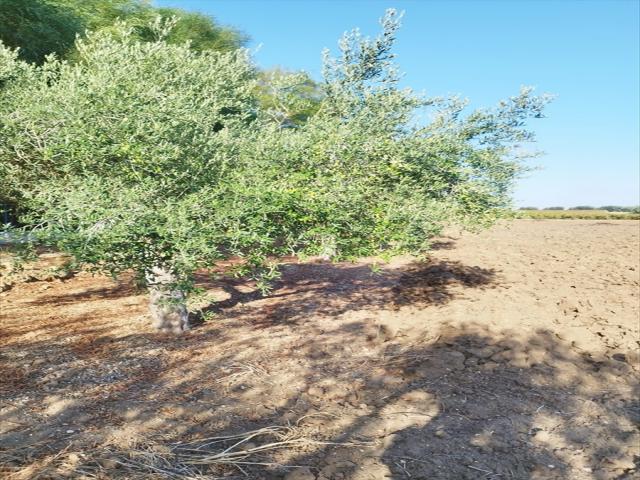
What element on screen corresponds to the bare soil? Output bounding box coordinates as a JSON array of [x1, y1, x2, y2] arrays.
[[1, 219, 638, 479]]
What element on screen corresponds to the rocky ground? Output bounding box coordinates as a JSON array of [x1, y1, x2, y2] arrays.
[[1, 219, 638, 479]]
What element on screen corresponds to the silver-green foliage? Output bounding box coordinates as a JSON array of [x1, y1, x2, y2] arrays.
[[0, 11, 551, 295]]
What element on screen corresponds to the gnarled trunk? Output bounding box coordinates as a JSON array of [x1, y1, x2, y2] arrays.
[[146, 267, 189, 333]]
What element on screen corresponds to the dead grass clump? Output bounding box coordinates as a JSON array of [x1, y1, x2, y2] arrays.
[[1, 423, 372, 479]]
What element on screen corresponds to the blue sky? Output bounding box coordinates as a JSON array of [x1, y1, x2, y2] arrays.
[[158, 0, 639, 208]]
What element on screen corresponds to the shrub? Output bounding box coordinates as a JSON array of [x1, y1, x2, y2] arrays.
[[0, 11, 551, 332]]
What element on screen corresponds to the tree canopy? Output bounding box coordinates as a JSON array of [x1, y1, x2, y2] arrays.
[[0, 10, 551, 331], [0, 0, 82, 64], [0, 0, 246, 64]]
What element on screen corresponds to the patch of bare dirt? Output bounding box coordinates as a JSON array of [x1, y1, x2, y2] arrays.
[[0, 220, 638, 479]]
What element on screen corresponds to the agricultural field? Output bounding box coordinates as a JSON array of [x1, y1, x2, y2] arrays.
[[1, 1, 639, 479], [1, 219, 638, 479], [517, 210, 640, 220]]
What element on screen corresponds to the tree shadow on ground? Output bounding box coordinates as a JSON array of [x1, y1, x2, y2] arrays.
[[0, 257, 637, 479], [283, 326, 639, 479], [192, 258, 497, 328], [25, 281, 140, 306]]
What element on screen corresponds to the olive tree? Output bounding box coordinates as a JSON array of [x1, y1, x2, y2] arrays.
[[0, 11, 551, 332]]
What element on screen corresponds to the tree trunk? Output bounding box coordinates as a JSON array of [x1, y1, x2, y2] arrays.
[[146, 267, 189, 333]]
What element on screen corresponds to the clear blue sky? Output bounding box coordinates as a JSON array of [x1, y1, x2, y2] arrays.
[[157, 0, 639, 208]]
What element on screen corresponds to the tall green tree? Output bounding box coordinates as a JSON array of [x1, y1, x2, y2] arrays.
[[0, 11, 551, 332], [0, 0, 81, 64], [0, 0, 246, 64]]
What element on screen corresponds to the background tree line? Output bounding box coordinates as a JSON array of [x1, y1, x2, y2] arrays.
[[520, 206, 640, 212]]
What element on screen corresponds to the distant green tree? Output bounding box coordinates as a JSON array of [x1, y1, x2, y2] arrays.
[[0, 0, 82, 64], [572, 206, 595, 210], [138, 7, 247, 52], [0, 0, 246, 64], [543, 206, 564, 210], [256, 68, 323, 127], [599, 205, 632, 212], [519, 207, 538, 210]]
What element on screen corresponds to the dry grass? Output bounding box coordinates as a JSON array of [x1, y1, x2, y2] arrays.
[[1, 423, 372, 480]]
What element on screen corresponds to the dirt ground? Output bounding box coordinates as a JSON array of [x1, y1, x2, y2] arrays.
[[1, 219, 638, 480]]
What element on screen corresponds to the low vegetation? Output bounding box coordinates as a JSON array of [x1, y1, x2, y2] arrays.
[[517, 209, 640, 220]]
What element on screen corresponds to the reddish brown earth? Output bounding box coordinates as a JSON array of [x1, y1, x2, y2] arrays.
[[1, 219, 639, 479]]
